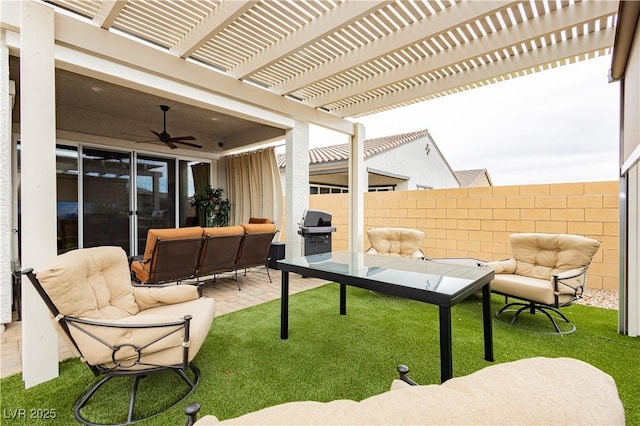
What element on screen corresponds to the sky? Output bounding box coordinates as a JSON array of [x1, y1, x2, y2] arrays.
[[306, 55, 620, 187]]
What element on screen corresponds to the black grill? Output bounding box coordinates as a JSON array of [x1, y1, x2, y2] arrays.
[[298, 210, 336, 255]]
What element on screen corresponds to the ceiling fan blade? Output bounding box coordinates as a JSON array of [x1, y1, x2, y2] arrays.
[[165, 140, 178, 149], [150, 129, 162, 139], [121, 132, 151, 139], [172, 140, 203, 149], [168, 135, 197, 141]]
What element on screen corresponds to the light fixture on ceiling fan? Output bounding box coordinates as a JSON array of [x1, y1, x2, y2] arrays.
[[147, 105, 202, 150]]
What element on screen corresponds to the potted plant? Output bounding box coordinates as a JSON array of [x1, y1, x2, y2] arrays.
[[194, 185, 231, 227]]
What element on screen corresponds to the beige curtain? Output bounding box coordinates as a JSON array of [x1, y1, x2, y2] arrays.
[[226, 147, 283, 228], [191, 162, 210, 195]]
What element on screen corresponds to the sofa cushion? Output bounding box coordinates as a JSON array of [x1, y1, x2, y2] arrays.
[[133, 285, 200, 311], [194, 357, 624, 425], [241, 223, 277, 234], [510, 233, 601, 280], [132, 227, 205, 282], [36, 246, 139, 319], [367, 228, 424, 258], [203, 225, 245, 237], [141, 227, 204, 261]]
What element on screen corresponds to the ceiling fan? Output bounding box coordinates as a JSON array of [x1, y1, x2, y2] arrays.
[[146, 105, 202, 149]]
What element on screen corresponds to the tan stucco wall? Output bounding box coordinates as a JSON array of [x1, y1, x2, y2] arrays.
[[305, 181, 619, 291]]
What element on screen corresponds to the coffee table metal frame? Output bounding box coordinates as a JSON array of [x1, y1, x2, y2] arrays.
[[278, 252, 494, 383]]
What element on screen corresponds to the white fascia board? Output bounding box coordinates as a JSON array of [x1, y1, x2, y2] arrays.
[[339, 27, 615, 118], [48, 11, 354, 135], [55, 44, 295, 130], [311, 0, 618, 107]]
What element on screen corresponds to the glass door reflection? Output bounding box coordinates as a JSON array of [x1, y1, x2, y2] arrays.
[[136, 155, 176, 255], [82, 148, 131, 253]]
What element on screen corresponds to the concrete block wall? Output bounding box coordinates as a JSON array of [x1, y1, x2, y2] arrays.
[[309, 181, 619, 291]]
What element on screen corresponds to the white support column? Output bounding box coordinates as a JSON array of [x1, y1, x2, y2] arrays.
[[0, 30, 12, 327], [285, 122, 310, 258], [20, 0, 59, 387], [348, 123, 365, 253], [625, 166, 640, 336]]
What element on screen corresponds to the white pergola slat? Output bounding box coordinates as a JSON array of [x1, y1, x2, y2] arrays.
[[35, 0, 617, 122]]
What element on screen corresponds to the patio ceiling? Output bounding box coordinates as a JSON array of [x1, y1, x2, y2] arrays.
[[6, 0, 619, 150]]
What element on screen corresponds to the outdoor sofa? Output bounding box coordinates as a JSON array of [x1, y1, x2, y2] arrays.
[[130, 223, 277, 288], [185, 357, 624, 425]]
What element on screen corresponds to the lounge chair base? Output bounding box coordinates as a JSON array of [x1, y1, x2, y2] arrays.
[[495, 301, 576, 334], [74, 364, 200, 426]]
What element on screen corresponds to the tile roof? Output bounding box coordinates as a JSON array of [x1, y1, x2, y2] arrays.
[[454, 169, 493, 187], [278, 129, 430, 168]]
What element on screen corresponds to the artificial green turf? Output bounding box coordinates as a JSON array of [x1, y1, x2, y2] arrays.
[[1, 283, 639, 425]]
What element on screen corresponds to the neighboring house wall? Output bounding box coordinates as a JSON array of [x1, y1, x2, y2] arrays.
[[299, 181, 618, 291], [365, 134, 459, 190], [278, 131, 460, 192]]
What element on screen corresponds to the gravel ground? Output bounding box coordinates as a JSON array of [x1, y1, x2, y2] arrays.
[[575, 289, 619, 310]]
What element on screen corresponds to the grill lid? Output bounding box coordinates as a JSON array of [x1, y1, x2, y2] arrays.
[[301, 209, 332, 227]]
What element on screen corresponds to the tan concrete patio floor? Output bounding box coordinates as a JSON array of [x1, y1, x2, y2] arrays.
[[0, 268, 329, 379]]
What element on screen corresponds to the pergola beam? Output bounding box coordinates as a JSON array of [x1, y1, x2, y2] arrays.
[[272, 1, 517, 95], [230, 1, 391, 79], [337, 26, 615, 118], [171, 1, 257, 59], [310, 0, 618, 108], [94, 0, 126, 29]]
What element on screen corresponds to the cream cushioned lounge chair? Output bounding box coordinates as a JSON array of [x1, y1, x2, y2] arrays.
[[365, 227, 425, 259], [23, 246, 216, 425], [487, 233, 601, 334]]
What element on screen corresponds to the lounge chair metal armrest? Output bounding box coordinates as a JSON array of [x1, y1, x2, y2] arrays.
[[553, 265, 590, 293], [184, 402, 201, 426], [62, 314, 193, 372], [397, 364, 419, 386], [65, 314, 190, 330]]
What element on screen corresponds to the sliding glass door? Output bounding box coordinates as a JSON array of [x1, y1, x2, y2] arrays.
[[136, 155, 176, 255], [82, 148, 132, 253]]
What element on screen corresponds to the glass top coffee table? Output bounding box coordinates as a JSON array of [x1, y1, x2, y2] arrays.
[[278, 251, 494, 383]]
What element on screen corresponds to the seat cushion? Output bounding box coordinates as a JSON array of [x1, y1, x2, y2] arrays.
[[36, 246, 139, 319], [490, 274, 574, 305], [72, 296, 215, 368]]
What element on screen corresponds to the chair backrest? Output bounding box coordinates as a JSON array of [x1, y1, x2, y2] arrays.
[[198, 226, 245, 276], [141, 227, 204, 261], [148, 237, 204, 284], [248, 217, 273, 224], [367, 227, 425, 258], [34, 246, 139, 320], [236, 223, 277, 269], [509, 233, 601, 280]]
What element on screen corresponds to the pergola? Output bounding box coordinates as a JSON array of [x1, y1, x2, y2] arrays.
[[0, 0, 631, 389]]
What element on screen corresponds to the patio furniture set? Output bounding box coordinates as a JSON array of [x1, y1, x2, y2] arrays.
[[21, 227, 612, 425]]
